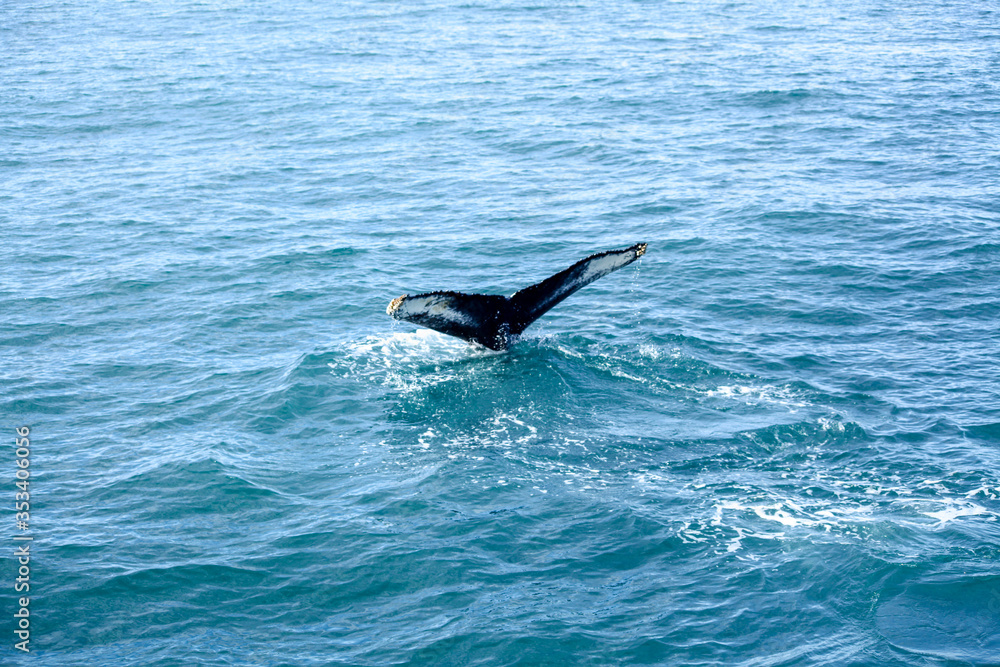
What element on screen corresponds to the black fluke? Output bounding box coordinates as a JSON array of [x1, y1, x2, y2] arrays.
[[386, 243, 647, 350]]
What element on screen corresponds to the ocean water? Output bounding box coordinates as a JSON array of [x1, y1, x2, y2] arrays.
[[3, 0, 999, 664]]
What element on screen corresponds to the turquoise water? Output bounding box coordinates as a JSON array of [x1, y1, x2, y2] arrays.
[[4, 0, 1000, 664]]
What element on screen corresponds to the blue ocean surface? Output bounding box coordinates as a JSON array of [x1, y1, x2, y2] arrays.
[[3, 0, 999, 664]]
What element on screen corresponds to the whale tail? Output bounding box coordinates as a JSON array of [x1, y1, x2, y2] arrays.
[[507, 243, 647, 334], [387, 243, 647, 350]]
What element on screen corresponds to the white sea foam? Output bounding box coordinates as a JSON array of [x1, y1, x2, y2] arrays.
[[685, 472, 998, 554], [704, 383, 809, 410], [347, 329, 487, 363], [920, 499, 987, 527], [331, 329, 498, 392]]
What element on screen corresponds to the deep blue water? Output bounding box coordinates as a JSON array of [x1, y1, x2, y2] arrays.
[[3, 0, 1000, 664]]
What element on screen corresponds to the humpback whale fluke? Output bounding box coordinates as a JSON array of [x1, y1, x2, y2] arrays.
[[386, 243, 647, 351]]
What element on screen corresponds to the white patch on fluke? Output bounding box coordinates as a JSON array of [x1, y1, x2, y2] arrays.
[[391, 295, 474, 326], [577, 252, 635, 283]]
